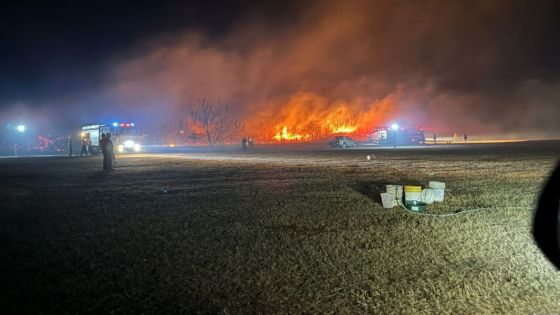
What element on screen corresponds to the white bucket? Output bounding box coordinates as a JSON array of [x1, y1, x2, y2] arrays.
[[380, 192, 395, 209], [386, 185, 396, 195], [421, 188, 435, 204], [386, 185, 403, 206], [405, 191, 421, 203], [429, 181, 446, 202], [395, 185, 403, 202]]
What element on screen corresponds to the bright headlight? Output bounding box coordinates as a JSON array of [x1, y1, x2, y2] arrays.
[[133, 144, 141, 152], [118, 145, 124, 152], [124, 140, 135, 148]]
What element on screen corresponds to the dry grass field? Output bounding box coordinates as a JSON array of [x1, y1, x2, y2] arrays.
[[1, 141, 560, 314]]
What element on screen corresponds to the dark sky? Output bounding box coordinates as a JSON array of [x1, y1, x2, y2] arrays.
[[0, 0, 250, 103], [1, 0, 560, 137]]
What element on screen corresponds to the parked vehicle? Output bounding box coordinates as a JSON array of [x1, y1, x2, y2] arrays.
[[80, 122, 143, 154], [330, 136, 356, 148], [368, 127, 425, 145], [81, 124, 111, 154]]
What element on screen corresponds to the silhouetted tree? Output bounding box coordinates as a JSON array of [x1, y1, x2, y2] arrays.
[[185, 100, 244, 146]]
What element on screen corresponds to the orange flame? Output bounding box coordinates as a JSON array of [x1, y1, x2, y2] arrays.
[[332, 126, 357, 133], [328, 120, 357, 133], [245, 89, 403, 142], [273, 126, 309, 141]]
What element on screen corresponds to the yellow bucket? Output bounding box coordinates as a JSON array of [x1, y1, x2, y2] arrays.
[[404, 185, 422, 203], [404, 185, 422, 192]]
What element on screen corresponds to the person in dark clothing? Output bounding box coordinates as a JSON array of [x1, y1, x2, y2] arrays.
[[105, 133, 115, 171], [80, 138, 88, 156], [463, 133, 468, 142], [432, 133, 437, 144], [533, 161, 560, 269], [100, 133, 108, 171], [241, 137, 248, 151], [67, 136, 73, 156]]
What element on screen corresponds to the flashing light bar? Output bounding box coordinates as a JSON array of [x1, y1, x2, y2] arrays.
[[115, 122, 135, 127]]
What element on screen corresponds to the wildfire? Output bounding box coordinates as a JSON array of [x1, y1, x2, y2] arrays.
[[330, 124, 357, 134], [273, 126, 309, 141], [255, 90, 402, 142]]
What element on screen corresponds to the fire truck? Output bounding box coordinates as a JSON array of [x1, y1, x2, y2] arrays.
[[80, 124, 111, 154], [368, 126, 426, 145], [80, 122, 142, 154]]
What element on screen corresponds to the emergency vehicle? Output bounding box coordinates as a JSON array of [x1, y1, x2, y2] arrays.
[[80, 124, 110, 154], [80, 122, 142, 154], [368, 126, 426, 145]]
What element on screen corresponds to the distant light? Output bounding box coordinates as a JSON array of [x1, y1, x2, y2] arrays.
[[112, 122, 118, 127], [16, 125, 26, 132], [391, 123, 399, 131], [124, 140, 135, 148], [133, 143, 141, 152], [130, 123, 135, 127]]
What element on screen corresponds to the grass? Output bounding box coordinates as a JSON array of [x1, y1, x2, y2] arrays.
[[1, 141, 560, 314]]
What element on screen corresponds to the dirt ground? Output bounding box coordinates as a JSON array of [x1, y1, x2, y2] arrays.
[[1, 141, 560, 314]]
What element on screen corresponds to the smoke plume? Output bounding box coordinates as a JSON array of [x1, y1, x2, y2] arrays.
[[3, 0, 560, 140]]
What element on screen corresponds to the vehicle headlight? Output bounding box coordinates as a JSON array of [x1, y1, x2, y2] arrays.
[[118, 145, 124, 152], [133, 144, 141, 152], [124, 140, 135, 148]]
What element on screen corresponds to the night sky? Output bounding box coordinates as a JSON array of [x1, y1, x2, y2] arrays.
[[0, 0, 246, 102], [1, 0, 560, 137]]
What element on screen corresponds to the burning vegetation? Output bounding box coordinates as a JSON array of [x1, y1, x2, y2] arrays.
[[107, 1, 560, 144], [259, 92, 400, 143], [169, 92, 401, 145]]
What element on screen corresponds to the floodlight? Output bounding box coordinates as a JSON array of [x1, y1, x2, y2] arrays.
[[16, 125, 26, 132], [391, 123, 399, 131], [112, 122, 119, 127]]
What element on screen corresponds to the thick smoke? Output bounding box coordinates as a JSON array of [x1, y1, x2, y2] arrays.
[[3, 0, 560, 140], [109, 0, 560, 139]]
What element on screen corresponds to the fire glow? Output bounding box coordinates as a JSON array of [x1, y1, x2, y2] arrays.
[[258, 92, 400, 142], [272, 121, 358, 142], [329, 122, 357, 134], [272, 123, 357, 142], [273, 126, 309, 141]]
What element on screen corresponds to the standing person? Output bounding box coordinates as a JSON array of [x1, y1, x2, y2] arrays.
[[80, 138, 88, 156], [464, 133, 468, 142], [248, 137, 254, 148], [100, 133, 107, 171], [67, 136, 73, 156], [105, 133, 115, 171], [87, 139, 93, 155], [432, 133, 437, 145], [241, 137, 248, 151]]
